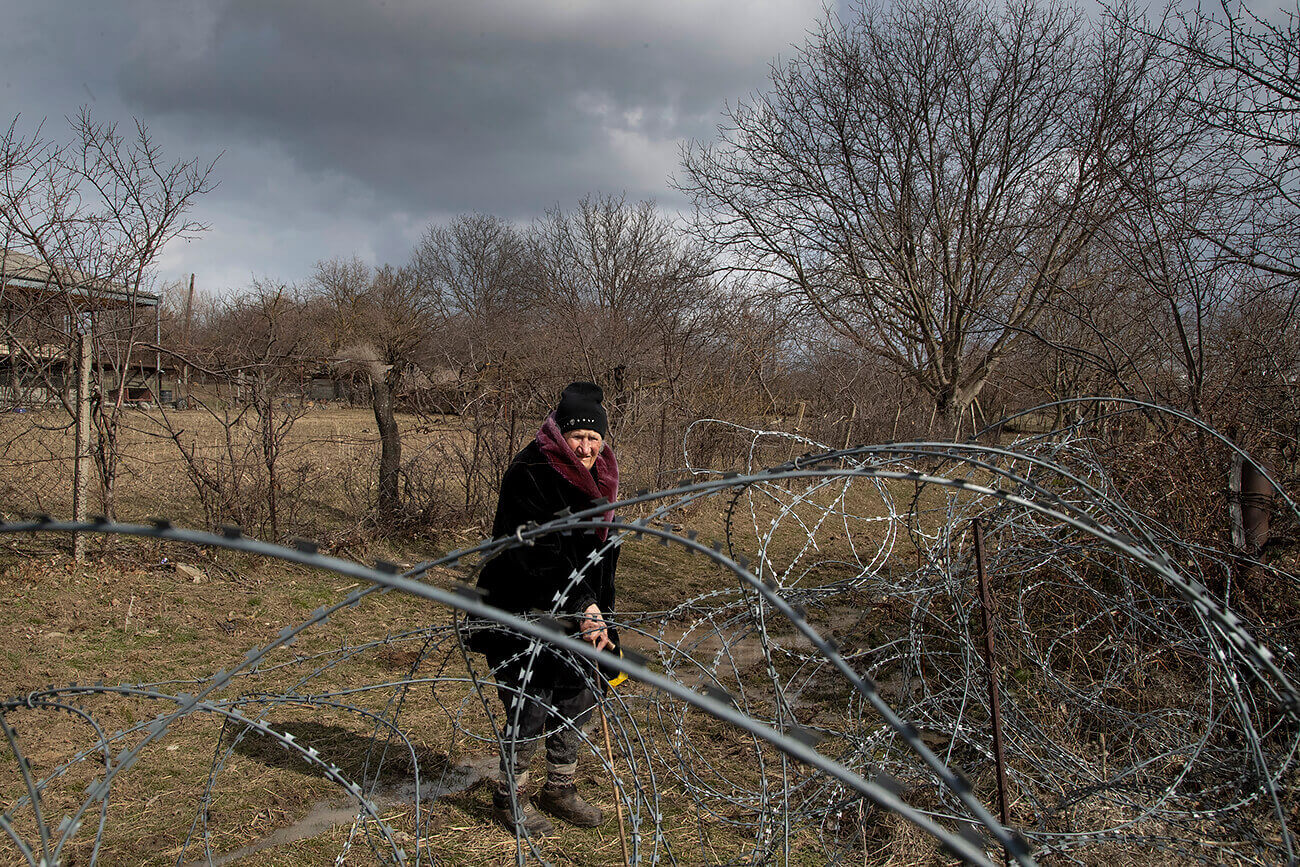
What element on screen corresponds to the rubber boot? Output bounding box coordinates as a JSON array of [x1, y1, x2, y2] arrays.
[[536, 776, 603, 828], [493, 782, 553, 837]]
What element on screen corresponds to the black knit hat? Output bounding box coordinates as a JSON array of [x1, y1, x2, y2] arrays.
[[555, 382, 608, 438]]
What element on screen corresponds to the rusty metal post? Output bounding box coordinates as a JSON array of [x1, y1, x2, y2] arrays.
[[973, 518, 1011, 858], [1242, 459, 1273, 554]]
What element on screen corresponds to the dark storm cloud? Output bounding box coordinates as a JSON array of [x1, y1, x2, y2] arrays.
[[115, 0, 817, 217], [0, 0, 821, 289]]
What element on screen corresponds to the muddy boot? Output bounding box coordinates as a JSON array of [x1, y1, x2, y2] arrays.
[[493, 782, 553, 837], [536, 777, 604, 828]]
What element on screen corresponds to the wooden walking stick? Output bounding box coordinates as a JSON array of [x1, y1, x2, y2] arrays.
[[602, 650, 631, 866], [599, 704, 630, 866]]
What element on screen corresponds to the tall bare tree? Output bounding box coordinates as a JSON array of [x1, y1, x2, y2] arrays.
[[680, 0, 1171, 430]]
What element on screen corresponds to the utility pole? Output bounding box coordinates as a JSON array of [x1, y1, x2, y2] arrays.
[[182, 273, 194, 407]]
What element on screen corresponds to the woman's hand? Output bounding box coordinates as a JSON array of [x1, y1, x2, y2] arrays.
[[580, 603, 613, 652]]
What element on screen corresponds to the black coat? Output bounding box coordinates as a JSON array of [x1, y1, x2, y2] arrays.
[[473, 440, 619, 651]]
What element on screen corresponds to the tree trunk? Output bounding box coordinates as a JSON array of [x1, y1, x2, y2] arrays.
[[94, 422, 118, 523], [932, 390, 962, 441], [372, 370, 401, 519], [932, 375, 989, 441]]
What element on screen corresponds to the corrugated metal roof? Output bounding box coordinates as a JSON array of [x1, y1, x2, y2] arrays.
[[0, 249, 160, 308]]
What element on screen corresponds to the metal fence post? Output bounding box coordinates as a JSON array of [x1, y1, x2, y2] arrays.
[[973, 518, 1011, 859]]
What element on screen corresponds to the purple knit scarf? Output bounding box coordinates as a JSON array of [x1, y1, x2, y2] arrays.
[[536, 414, 618, 539]]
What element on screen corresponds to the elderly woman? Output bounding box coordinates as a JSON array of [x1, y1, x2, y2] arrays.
[[474, 381, 619, 836]]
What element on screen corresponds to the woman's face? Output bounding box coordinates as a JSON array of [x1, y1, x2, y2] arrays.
[[564, 428, 604, 470]]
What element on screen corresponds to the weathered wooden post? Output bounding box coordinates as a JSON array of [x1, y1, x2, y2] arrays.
[[73, 331, 92, 561]]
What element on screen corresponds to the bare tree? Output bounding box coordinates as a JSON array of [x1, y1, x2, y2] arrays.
[[1145, 1, 1299, 282], [681, 0, 1171, 431], [531, 194, 716, 404], [1001, 255, 1160, 425], [410, 214, 540, 515], [158, 281, 312, 536], [411, 212, 536, 395], [413, 214, 533, 336], [312, 258, 433, 520], [528, 194, 732, 489], [0, 109, 214, 520]]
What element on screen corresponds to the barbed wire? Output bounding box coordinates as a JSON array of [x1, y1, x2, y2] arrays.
[[1, 401, 1297, 865]]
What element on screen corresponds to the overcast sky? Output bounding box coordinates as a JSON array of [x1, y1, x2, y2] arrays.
[[1, 0, 826, 295]]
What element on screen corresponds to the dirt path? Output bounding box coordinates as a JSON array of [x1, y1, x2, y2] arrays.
[[193, 755, 498, 865]]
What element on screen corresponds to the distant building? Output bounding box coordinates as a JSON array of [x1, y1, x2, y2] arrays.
[[0, 250, 175, 407]]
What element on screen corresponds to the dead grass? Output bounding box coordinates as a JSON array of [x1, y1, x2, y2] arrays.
[[0, 532, 849, 864], [0, 405, 478, 543], [1, 412, 1284, 865]]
